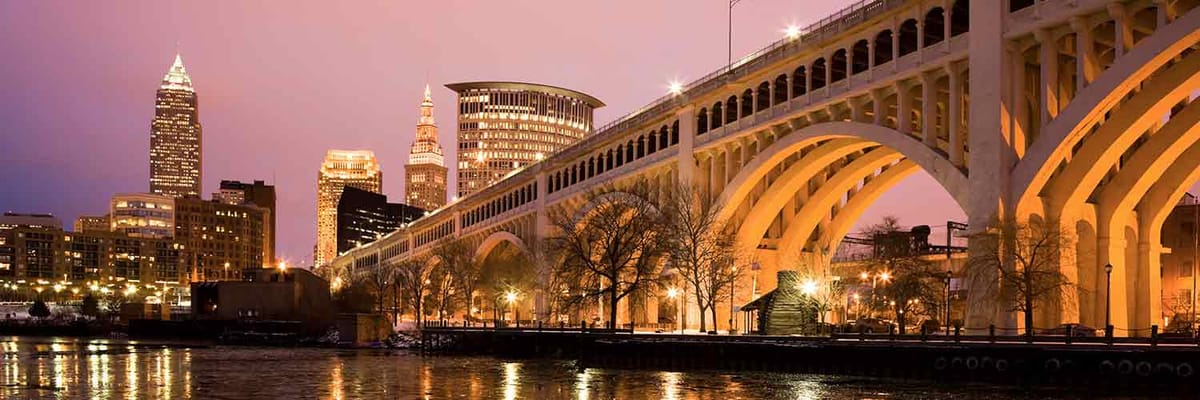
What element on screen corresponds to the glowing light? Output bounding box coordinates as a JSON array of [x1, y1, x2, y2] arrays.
[[667, 80, 684, 96], [859, 272, 869, 280], [505, 291, 518, 304], [53, 284, 64, 293], [879, 271, 891, 282], [666, 288, 678, 299], [123, 286, 137, 296], [784, 25, 802, 40], [799, 279, 818, 296], [278, 260, 288, 272]]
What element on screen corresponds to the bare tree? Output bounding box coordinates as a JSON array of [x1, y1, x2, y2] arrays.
[[432, 238, 483, 321], [393, 257, 433, 328], [360, 264, 396, 316], [660, 182, 743, 332], [860, 216, 944, 334], [528, 239, 569, 323], [547, 181, 668, 329], [427, 263, 457, 320], [965, 218, 1075, 336]]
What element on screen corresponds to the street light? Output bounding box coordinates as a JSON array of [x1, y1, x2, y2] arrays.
[[1105, 263, 1114, 331], [784, 25, 802, 40], [667, 80, 684, 96], [505, 291, 518, 326], [667, 288, 680, 334]]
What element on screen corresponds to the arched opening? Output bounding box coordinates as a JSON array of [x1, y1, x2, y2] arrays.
[[725, 96, 738, 123], [477, 239, 536, 323], [712, 102, 724, 128], [898, 19, 919, 57], [950, 0, 969, 36], [831, 49, 848, 83], [793, 66, 808, 97], [715, 126, 969, 330], [774, 74, 789, 105], [811, 59, 828, 90], [757, 82, 771, 111], [659, 126, 670, 149], [924, 8, 945, 47], [671, 121, 680, 144], [874, 30, 894, 66], [647, 132, 657, 154], [697, 108, 709, 134], [741, 89, 754, 116], [1009, 0, 1034, 12], [851, 40, 870, 75]]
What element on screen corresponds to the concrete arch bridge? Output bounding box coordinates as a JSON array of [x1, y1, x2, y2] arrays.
[[330, 0, 1200, 336]]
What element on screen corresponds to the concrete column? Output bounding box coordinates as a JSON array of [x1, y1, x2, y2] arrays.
[[700, 154, 712, 199], [1071, 17, 1097, 91], [805, 62, 813, 97], [1108, 3, 1133, 57], [725, 145, 736, 190], [966, 0, 1016, 332], [824, 53, 833, 92], [675, 107, 696, 186], [850, 96, 867, 122], [921, 70, 938, 147], [1155, 0, 1174, 26], [871, 88, 886, 125], [867, 39, 876, 78], [1036, 28, 1060, 125], [947, 63, 964, 167], [1011, 42, 1030, 157], [741, 137, 754, 167], [845, 46, 854, 81], [786, 69, 795, 100], [896, 81, 912, 134], [943, 0, 952, 45]]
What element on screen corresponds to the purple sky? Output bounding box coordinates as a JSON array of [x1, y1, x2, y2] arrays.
[[0, 0, 967, 266]]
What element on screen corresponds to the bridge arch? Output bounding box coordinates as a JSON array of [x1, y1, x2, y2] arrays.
[[714, 121, 967, 269], [1011, 7, 1200, 213], [474, 231, 529, 264]]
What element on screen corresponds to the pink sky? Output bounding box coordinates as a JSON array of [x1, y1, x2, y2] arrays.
[[0, 0, 966, 265]]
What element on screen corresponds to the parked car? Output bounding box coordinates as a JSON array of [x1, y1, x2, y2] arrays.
[[844, 318, 894, 333], [1040, 323, 1099, 337]]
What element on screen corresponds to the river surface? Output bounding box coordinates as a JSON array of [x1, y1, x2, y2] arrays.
[[0, 336, 1156, 399]]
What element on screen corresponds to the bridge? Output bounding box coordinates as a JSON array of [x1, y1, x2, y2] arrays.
[[329, 0, 1200, 336]]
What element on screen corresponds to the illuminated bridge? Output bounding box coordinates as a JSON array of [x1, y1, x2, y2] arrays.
[[331, 0, 1200, 336]]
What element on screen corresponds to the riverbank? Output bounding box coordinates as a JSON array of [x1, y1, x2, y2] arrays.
[[422, 327, 1200, 393]]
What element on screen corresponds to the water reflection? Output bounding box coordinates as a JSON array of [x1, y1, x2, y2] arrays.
[[0, 336, 1136, 399]]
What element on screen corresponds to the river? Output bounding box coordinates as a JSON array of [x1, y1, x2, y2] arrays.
[[0, 336, 1147, 399]]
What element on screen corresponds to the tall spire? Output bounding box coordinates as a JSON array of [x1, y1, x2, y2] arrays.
[[161, 52, 194, 92], [418, 83, 435, 127]]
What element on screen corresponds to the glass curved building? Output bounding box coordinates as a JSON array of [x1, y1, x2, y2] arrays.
[[446, 81, 604, 198]]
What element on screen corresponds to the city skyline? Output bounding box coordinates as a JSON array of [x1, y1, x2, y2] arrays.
[[0, 0, 964, 265]]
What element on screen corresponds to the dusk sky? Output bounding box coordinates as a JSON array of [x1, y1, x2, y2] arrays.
[[0, 0, 966, 266]]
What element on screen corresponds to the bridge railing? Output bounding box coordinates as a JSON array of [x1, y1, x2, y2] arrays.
[[584, 0, 906, 144]]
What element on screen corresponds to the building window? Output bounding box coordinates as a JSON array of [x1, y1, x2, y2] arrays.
[[1183, 260, 1195, 278]]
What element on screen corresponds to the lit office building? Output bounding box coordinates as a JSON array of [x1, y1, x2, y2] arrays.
[[110, 193, 175, 239], [175, 197, 267, 281], [213, 180, 277, 264], [446, 81, 604, 198], [73, 214, 110, 233], [405, 85, 448, 211], [316, 150, 382, 266], [149, 53, 203, 198], [336, 187, 425, 255]]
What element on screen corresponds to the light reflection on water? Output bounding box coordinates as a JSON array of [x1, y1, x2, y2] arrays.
[[0, 336, 1148, 399]]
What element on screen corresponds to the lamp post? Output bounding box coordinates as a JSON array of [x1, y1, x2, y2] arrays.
[[728, 0, 742, 67], [729, 266, 738, 334], [667, 288, 679, 334], [1104, 263, 1114, 330], [505, 291, 518, 328]]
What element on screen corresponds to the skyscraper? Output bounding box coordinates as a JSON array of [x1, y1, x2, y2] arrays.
[[446, 81, 604, 198], [150, 53, 203, 198], [316, 150, 382, 266], [405, 85, 448, 211]]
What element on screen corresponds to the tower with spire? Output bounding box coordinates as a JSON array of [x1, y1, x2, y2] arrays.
[[149, 53, 203, 198], [405, 85, 448, 211]]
